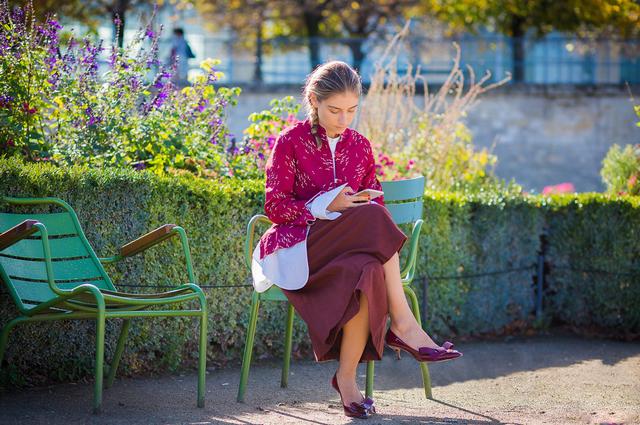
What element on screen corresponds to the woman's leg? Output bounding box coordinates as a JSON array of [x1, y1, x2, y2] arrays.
[[336, 291, 369, 406], [383, 253, 440, 349]]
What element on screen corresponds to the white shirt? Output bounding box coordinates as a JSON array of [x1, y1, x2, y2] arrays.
[[251, 133, 344, 292]]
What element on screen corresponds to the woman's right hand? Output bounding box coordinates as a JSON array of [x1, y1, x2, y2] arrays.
[[327, 186, 370, 212]]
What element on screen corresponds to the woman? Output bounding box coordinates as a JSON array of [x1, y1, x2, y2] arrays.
[[252, 61, 462, 419]]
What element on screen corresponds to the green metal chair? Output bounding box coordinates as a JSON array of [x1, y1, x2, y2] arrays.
[[237, 176, 431, 402], [0, 197, 208, 413]]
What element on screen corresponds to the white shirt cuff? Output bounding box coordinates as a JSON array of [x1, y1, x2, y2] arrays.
[[306, 183, 347, 220]]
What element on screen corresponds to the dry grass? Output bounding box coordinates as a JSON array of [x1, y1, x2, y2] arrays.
[[358, 21, 511, 189]]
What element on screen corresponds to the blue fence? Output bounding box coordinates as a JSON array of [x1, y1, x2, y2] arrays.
[[176, 34, 640, 86]]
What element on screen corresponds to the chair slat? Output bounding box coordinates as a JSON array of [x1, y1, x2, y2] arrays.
[[0, 256, 104, 281], [10, 279, 109, 303], [1, 236, 90, 259], [0, 212, 78, 236], [381, 176, 426, 202], [259, 285, 289, 302], [386, 201, 424, 224]]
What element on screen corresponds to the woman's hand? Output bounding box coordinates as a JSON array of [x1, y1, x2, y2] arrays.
[[327, 186, 370, 212]]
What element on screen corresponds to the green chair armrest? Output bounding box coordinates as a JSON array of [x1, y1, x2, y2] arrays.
[[100, 224, 195, 284], [119, 224, 178, 258], [244, 215, 272, 270], [0, 219, 40, 251], [400, 219, 424, 283]]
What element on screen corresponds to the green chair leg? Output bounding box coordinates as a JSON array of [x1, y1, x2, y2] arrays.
[[281, 303, 295, 388], [197, 295, 208, 408], [93, 313, 106, 414], [365, 360, 374, 398], [404, 285, 432, 399], [237, 292, 260, 402], [106, 319, 131, 389]]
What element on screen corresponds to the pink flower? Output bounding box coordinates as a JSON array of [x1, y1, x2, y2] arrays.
[[628, 174, 637, 188], [542, 182, 575, 195]]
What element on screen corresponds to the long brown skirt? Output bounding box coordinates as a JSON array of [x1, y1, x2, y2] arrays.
[[282, 203, 407, 362]]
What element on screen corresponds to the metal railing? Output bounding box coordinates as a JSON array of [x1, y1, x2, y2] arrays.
[[169, 34, 640, 86]]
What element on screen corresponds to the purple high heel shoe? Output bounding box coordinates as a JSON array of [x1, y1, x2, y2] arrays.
[[331, 372, 375, 419], [385, 329, 462, 362]]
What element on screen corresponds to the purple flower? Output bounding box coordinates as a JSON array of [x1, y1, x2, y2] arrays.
[[47, 19, 62, 31], [266, 135, 275, 148], [130, 76, 141, 91], [109, 46, 118, 67], [145, 28, 155, 39], [196, 99, 209, 113], [114, 16, 121, 26], [152, 70, 171, 88], [134, 163, 147, 170], [0, 95, 14, 108], [85, 106, 101, 126], [208, 118, 223, 128]]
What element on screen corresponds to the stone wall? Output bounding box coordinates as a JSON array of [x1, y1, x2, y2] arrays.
[[225, 85, 639, 192]]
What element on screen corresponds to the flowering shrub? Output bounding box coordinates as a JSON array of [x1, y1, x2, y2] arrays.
[[234, 96, 300, 178], [358, 23, 509, 192], [601, 143, 640, 196], [0, 1, 240, 177]]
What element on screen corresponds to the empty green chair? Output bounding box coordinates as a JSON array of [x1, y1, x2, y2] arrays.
[[237, 176, 431, 402], [0, 197, 208, 413]]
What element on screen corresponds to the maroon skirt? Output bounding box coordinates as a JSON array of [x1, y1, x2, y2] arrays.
[[282, 203, 407, 362]]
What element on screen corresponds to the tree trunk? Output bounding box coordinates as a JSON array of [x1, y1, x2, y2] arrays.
[[112, 0, 130, 49], [347, 38, 366, 72], [511, 17, 526, 83], [254, 18, 264, 82], [303, 12, 322, 70]]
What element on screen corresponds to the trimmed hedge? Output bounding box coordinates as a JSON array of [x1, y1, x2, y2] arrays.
[[419, 192, 543, 336], [1, 157, 639, 387], [545, 194, 640, 333]]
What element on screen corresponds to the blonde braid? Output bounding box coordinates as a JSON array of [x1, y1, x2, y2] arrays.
[[309, 104, 322, 149]]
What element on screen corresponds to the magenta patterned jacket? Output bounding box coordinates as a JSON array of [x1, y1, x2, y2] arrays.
[[258, 120, 384, 259]]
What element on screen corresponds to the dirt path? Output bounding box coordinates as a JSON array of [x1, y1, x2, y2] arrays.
[[1, 334, 639, 424]]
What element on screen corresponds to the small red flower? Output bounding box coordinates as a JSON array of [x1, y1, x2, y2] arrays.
[[22, 102, 37, 115]]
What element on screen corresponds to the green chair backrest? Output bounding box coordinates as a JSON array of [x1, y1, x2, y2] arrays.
[[0, 197, 115, 311], [380, 176, 425, 224]]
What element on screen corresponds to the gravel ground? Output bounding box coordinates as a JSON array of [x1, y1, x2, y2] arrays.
[[1, 334, 639, 425]]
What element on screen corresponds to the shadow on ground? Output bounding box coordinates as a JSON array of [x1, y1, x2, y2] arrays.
[[0, 333, 638, 424]]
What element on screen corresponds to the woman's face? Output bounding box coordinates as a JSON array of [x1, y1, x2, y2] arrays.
[[311, 91, 359, 138]]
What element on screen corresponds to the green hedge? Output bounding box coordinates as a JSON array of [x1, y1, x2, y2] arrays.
[[1, 157, 638, 387], [545, 194, 640, 333], [419, 192, 543, 336]]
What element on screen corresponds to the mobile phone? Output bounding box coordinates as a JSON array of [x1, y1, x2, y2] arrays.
[[352, 188, 384, 200]]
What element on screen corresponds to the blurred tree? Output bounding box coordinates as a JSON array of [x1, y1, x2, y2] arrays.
[[330, 0, 418, 71], [89, 0, 154, 48], [195, 0, 418, 75], [7, 0, 101, 26], [424, 0, 640, 82], [195, 0, 288, 82]]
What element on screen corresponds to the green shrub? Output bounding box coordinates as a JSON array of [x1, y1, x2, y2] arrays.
[[544, 193, 640, 334], [0, 1, 240, 176], [601, 144, 640, 196], [1, 157, 639, 388], [418, 190, 544, 337]]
